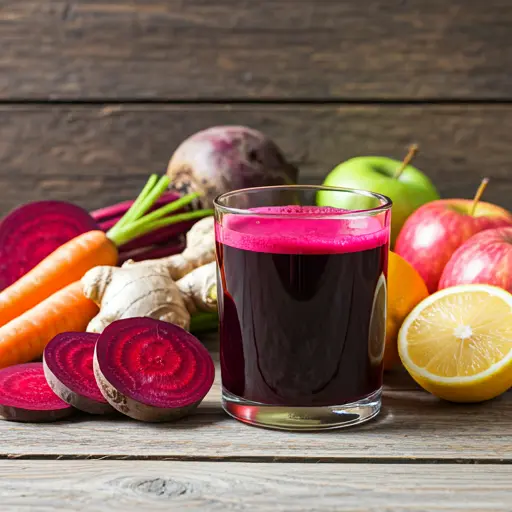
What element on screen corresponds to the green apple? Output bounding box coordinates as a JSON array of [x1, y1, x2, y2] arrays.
[[317, 156, 440, 246]]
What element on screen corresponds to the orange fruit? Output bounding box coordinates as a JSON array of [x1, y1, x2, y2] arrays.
[[384, 251, 429, 370]]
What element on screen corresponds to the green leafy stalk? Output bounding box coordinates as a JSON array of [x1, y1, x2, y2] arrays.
[[112, 174, 158, 232], [135, 192, 200, 226], [107, 175, 170, 241], [104, 173, 214, 250], [131, 175, 171, 222], [109, 209, 214, 247]]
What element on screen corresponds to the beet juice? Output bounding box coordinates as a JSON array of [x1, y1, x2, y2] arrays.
[[215, 188, 391, 430]]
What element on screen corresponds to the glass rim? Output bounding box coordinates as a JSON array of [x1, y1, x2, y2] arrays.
[[214, 184, 392, 219]]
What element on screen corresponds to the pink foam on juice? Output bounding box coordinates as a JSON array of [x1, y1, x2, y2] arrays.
[[217, 206, 389, 255]]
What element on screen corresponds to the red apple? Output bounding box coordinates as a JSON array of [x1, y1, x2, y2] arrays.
[[439, 227, 512, 292], [395, 198, 512, 293]]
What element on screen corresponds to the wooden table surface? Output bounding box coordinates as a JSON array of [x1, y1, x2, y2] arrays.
[[0, 337, 510, 511]]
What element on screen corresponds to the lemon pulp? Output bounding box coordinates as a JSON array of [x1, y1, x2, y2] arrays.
[[398, 285, 512, 402]]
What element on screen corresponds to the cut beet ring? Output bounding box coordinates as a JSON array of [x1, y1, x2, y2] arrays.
[[0, 363, 73, 422], [43, 332, 113, 415], [0, 201, 98, 290], [94, 318, 215, 422]]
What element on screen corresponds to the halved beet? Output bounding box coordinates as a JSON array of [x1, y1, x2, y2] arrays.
[[43, 332, 113, 415], [0, 201, 98, 290], [0, 363, 73, 422], [94, 318, 215, 422]]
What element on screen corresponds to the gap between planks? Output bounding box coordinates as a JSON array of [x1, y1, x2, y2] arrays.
[[1, 99, 512, 105], [1, 454, 511, 465]]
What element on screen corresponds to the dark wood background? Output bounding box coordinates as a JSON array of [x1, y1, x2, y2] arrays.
[[1, 0, 511, 214]]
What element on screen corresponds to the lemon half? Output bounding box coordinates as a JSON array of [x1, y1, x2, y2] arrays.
[[398, 284, 512, 402]]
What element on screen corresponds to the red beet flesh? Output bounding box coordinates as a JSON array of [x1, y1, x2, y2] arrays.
[[43, 333, 113, 415], [0, 363, 73, 422], [94, 318, 215, 422], [0, 201, 98, 290]]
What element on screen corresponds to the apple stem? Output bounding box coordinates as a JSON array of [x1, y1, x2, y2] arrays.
[[393, 144, 419, 180], [470, 177, 490, 216]]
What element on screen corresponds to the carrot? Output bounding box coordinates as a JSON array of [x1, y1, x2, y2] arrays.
[[0, 281, 98, 369], [0, 175, 213, 330], [0, 231, 117, 329]]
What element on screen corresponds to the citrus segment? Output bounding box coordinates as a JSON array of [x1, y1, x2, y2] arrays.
[[398, 284, 512, 402]]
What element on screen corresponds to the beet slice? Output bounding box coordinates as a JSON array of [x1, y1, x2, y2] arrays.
[[94, 318, 215, 422], [0, 363, 73, 422], [43, 332, 114, 415], [0, 201, 98, 290]]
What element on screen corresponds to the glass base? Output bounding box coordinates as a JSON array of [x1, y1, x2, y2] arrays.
[[222, 388, 382, 431]]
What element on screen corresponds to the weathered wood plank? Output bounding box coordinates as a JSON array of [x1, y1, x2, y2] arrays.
[[1, 0, 512, 100], [0, 461, 511, 511], [0, 347, 510, 461], [0, 104, 511, 215]]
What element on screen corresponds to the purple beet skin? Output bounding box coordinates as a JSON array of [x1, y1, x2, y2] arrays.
[[167, 125, 299, 207], [0, 363, 73, 422], [0, 201, 98, 290], [43, 332, 113, 415], [93, 318, 215, 422]]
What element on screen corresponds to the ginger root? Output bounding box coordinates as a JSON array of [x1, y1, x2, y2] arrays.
[[177, 261, 217, 314], [81, 216, 219, 333], [82, 264, 191, 333], [129, 216, 215, 280]]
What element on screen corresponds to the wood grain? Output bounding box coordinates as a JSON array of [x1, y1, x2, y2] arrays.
[[0, 460, 511, 511], [1, 104, 511, 215], [0, 346, 510, 461], [1, 0, 512, 100]]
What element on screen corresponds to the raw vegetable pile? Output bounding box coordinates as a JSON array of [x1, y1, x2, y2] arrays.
[[0, 125, 298, 423], [1, 123, 510, 422]]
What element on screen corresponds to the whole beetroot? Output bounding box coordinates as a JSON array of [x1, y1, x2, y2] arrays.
[[167, 126, 299, 207]]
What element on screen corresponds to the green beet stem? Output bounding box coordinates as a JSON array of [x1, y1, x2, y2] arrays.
[[105, 174, 211, 250], [109, 209, 214, 247], [107, 175, 170, 241], [112, 174, 158, 233], [135, 192, 199, 226]]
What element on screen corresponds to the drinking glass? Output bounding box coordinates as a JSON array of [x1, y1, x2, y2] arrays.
[[214, 185, 392, 430]]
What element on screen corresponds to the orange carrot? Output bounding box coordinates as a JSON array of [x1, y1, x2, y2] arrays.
[[0, 281, 99, 369], [0, 231, 117, 329]]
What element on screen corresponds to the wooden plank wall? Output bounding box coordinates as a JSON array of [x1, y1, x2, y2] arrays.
[[1, 0, 511, 214]]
